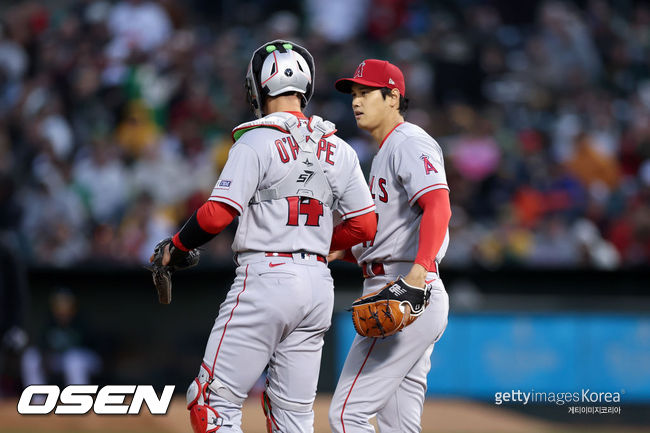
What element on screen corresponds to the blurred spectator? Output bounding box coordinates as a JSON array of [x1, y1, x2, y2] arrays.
[[106, 0, 172, 62], [305, 0, 370, 44], [115, 100, 160, 159], [72, 139, 130, 224], [565, 131, 621, 190], [116, 191, 174, 264], [23, 288, 101, 386]]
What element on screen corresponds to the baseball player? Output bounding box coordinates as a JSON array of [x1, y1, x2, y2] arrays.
[[155, 41, 376, 433], [328, 59, 452, 433]]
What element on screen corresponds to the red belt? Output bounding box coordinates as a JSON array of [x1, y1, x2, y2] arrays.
[[265, 252, 327, 263], [361, 261, 437, 278]]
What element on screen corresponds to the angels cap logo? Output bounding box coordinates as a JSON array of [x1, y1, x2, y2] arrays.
[[354, 61, 366, 78]]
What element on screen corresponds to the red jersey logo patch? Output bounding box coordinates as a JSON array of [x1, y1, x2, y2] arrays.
[[420, 155, 438, 175]]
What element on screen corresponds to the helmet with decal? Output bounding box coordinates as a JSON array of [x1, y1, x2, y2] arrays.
[[245, 40, 315, 118]]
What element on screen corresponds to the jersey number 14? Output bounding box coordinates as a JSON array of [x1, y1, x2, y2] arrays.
[[286, 197, 324, 226]]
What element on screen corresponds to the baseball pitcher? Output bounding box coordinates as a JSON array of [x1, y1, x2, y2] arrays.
[[149, 41, 376, 432], [328, 59, 452, 433]]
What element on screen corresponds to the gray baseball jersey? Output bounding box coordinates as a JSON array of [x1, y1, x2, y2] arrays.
[[351, 121, 449, 265], [210, 123, 375, 256]]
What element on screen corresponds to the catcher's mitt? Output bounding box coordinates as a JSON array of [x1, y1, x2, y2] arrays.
[[147, 238, 200, 304], [350, 277, 431, 338]]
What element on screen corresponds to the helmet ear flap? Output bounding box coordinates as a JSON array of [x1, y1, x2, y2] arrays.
[[246, 48, 268, 119], [246, 65, 263, 119]]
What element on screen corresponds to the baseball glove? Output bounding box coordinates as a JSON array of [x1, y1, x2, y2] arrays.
[[350, 277, 431, 338], [147, 238, 200, 304]]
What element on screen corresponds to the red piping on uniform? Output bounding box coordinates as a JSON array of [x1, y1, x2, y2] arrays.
[[285, 111, 307, 119], [379, 122, 404, 149], [261, 391, 280, 431], [408, 183, 448, 205], [340, 339, 377, 433], [340, 204, 375, 219], [209, 196, 244, 214], [207, 264, 249, 404]]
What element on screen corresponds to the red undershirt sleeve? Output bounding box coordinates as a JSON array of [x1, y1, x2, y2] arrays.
[[330, 211, 377, 252], [172, 201, 238, 251], [414, 189, 451, 271]]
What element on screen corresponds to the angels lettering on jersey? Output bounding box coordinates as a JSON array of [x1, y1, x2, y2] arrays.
[[352, 122, 450, 266]]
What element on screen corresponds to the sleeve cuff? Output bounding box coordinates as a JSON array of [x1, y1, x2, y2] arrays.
[[172, 233, 190, 252], [208, 196, 244, 214], [408, 184, 449, 206], [339, 204, 376, 220]]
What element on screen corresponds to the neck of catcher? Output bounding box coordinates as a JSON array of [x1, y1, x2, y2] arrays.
[[264, 94, 303, 116]]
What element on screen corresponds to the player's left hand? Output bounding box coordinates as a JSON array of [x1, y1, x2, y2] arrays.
[[147, 238, 200, 304], [327, 250, 345, 262], [162, 243, 171, 266], [403, 263, 428, 288], [350, 277, 431, 338]]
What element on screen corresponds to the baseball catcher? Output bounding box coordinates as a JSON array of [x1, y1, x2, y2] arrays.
[[147, 237, 200, 304], [350, 277, 431, 338]]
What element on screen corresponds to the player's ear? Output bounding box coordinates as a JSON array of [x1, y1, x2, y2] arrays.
[[390, 88, 401, 110]]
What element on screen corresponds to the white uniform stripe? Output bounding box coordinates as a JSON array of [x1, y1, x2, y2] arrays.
[[340, 204, 376, 220], [407, 183, 449, 205], [209, 196, 244, 214]]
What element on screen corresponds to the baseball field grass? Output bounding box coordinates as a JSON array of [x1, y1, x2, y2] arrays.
[[2, 395, 648, 433]]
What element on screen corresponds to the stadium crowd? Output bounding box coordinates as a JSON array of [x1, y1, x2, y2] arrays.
[[0, 0, 648, 269]]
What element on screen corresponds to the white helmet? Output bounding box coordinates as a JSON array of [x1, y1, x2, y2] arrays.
[[246, 40, 315, 118]]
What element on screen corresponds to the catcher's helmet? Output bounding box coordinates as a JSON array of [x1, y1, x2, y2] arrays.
[[246, 40, 314, 118]]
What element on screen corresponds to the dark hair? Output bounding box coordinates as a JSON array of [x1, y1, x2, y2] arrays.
[[380, 87, 409, 115]]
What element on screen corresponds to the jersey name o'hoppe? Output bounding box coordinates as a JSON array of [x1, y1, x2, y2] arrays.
[[275, 136, 337, 165]]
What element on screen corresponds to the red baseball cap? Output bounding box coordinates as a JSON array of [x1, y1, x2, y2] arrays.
[[335, 59, 406, 96]]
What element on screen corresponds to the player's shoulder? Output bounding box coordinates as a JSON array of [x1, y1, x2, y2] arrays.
[[391, 122, 436, 144], [234, 127, 283, 145], [390, 122, 442, 152], [232, 124, 286, 144], [231, 112, 294, 145]]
